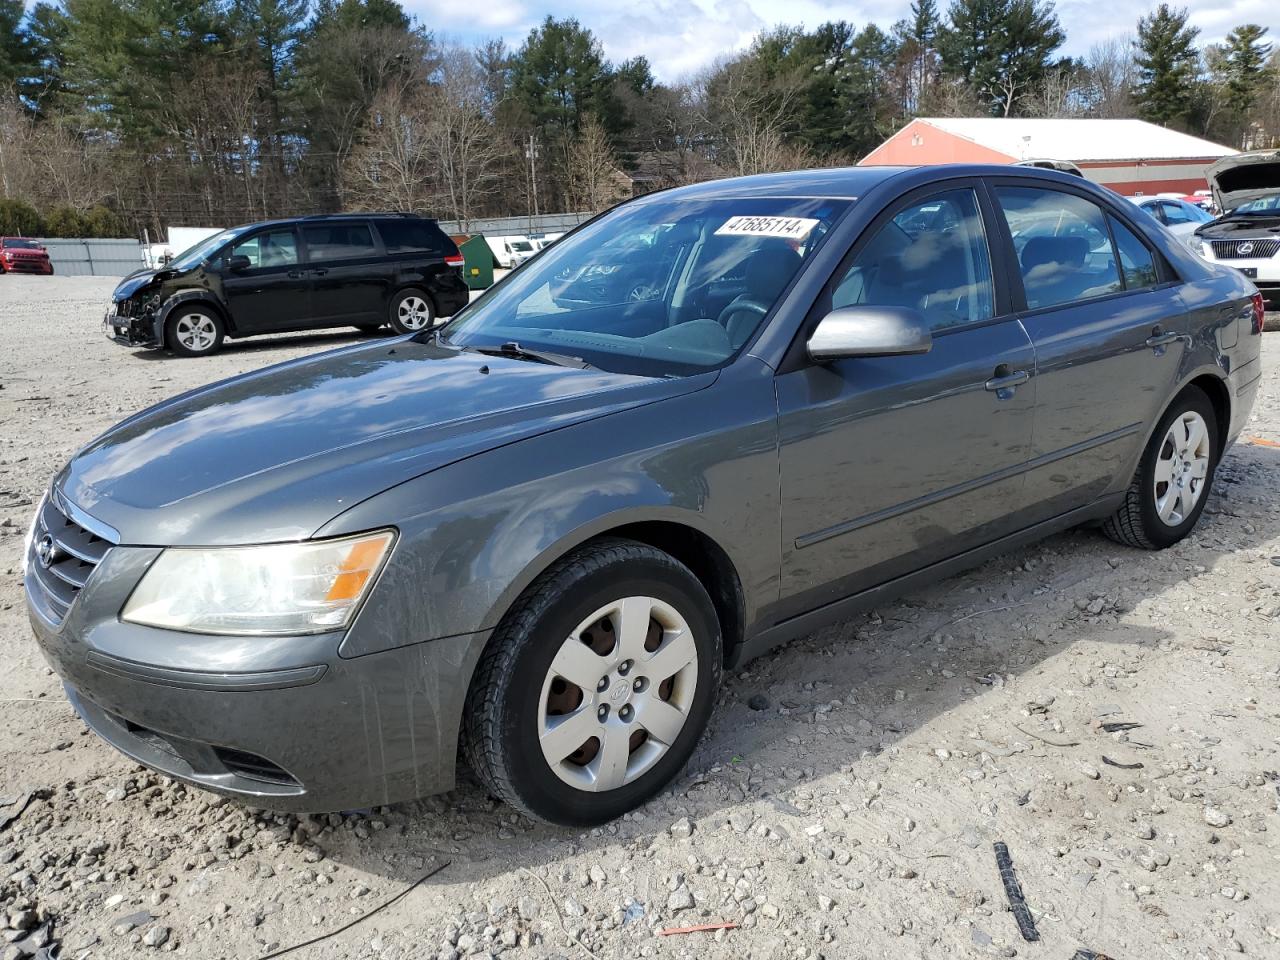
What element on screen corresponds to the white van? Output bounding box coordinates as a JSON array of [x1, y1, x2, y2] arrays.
[[484, 236, 537, 269]]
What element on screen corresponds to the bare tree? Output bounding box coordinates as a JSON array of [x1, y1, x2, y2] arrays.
[[1025, 63, 1089, 118], [341, 83, 439, 214], [566, 114, 628, 212], [1084, 37, 1138, 118], [695, 58, 813, 176], [427, 48, 509, 228]]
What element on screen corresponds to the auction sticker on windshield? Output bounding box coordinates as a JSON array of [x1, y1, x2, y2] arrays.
[[715, 216, 820, 240]]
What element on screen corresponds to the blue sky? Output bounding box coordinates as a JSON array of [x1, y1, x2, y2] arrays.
[[404, 0, 1275, 80]]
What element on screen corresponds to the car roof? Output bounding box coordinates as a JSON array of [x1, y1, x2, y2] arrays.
[[230, 212, 436, 232], [629, 163, 1113, 203]]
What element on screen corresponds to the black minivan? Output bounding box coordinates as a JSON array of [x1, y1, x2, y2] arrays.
[[105, 213, 471, 356]]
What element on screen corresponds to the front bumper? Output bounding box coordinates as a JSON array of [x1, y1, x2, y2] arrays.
[[1199, 254, 1280, 303], [26, 536, 488, 813], [103, 310, 160, 348], [2, 258, 53, 274]]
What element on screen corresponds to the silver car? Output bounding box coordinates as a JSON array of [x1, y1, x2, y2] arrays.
[[25, 165, 1264, 825]]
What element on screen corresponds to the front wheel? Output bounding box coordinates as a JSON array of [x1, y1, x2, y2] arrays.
[[1102, 386, 1218, 549], [388, 288, 434, 334], [165, 306, 224, 357], [462, 539, 722, 826]]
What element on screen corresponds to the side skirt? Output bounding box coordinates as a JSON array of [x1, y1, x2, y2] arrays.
[[731, 494, 1123, 668]]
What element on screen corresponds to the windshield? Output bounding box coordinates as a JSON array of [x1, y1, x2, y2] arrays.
[[510, 240, 534, 252], [440, 196, 848, 377], [3, 238, 41, 249], [168, 229, 243, 270], [1229, 196, 1280, 215]]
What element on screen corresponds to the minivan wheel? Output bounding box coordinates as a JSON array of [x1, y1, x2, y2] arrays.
[[165, 307, 224, 357], [389, 288, 434, 333], [462, 539, 722, 826], [1102, 386, 1218, 550]]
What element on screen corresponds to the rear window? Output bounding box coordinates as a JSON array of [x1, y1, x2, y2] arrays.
[[376, 220, 449, 255], [303, 224, 377, 260]]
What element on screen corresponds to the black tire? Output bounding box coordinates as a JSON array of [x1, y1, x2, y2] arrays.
[[388, 287, 434, 334], [1102, 386, 1219, 549], [164, 305, 224, 357], [462, 538, 722, 826]]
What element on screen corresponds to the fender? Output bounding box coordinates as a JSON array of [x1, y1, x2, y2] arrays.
[[154, 289, 231, 345]]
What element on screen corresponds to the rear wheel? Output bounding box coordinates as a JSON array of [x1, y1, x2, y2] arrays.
[[389, 288, 434, 334], [462, 539, 722, 826], [165, 306, 224, 357], [1102, 386, 1218, 549]]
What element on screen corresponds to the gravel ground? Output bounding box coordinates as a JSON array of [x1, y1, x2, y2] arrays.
[[1, 275, 1278, 960]]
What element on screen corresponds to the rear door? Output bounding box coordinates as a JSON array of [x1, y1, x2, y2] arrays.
[[300, 222, 390, 325], [990, 180, 1188, 520], [775, 182, 1038, 617], [218, 227, 311, 333]]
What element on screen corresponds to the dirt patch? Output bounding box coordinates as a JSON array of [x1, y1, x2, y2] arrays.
[[1, 276, 1278, 959]]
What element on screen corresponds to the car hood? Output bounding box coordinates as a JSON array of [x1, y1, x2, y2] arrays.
[[1206, 150, 1280, 213], [112, 268, 176, 300], [56, 338, 714, 545]]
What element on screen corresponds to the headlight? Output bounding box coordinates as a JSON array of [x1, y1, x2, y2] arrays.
[[122, 530, 395, 636], [19, 493, 47, 576]]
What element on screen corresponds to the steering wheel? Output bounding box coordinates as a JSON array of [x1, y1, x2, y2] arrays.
[[715, 297, 769, 329]]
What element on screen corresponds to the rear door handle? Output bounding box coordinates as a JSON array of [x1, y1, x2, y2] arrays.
[[310, 268, 328, 277], [287, 270, 305, 279], [985, 368, 1030, 398]]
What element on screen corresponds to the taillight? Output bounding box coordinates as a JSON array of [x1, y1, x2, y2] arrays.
[[1250, 292, 1265, 335], [444, 253, 463, 267]]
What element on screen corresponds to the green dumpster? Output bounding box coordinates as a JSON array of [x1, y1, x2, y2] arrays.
[[458, 235, 494, 291]]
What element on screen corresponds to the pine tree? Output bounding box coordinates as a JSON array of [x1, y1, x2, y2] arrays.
[[1222, 24, 1271, 122], [936, 0, 1064, 115], [1133, 4, 1201, 127]]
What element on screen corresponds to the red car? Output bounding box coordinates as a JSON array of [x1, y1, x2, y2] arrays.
[[0, 237, 54, 274]]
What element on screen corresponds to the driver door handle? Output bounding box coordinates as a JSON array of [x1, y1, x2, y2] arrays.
[[985, 367, 1030, 398], [310, 268, 328, 277], [287, 270, 305, 279], [1145, 328, 1179, 349]]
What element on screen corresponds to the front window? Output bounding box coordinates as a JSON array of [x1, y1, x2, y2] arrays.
[[441, 196, 848, 376], [228, 229, 299, 268], [2, 238, 40, 250], [170, 230, 242, 271]]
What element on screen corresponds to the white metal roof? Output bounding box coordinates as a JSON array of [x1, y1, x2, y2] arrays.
[[918, 118, 1237, 163]]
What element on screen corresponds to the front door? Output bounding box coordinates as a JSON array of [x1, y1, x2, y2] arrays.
[[990, 182, 1188, 519], [219, 227, 311, 333], [776, 185, 1038, 618]]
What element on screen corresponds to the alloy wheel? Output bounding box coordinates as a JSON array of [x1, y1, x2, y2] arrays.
[[1153, 410, 1211, 526], [397, 296, 431, 330], [174, 313, 217, 352], [538, 596, 698, 792]]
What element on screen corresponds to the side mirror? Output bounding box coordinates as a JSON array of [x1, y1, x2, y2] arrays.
[[807, 305, 933, 362], [226, 254, 252, 272]]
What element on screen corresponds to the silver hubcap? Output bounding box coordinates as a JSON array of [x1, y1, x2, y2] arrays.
[[539, 596, 698, 792], [1154, 411, 1211, 526], [397, 296, 431, 330], [175, 313, 216, 351]]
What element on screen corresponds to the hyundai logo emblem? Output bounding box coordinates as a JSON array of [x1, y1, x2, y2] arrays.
[[1238, 241, 1255, 256], [36, 534, 57, 569]]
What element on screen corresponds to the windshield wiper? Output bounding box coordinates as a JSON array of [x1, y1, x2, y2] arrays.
[[468, 341, 595, 370]]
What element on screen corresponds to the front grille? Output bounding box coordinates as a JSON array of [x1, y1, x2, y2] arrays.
[[1209, 238, 1280, 260], [27, 495, 115, 624]]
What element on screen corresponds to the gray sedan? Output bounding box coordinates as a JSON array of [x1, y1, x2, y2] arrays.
[[25, 165, 1264, 826]]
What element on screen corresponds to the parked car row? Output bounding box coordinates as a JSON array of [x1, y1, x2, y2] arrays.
[[105, 213, 471, 357]]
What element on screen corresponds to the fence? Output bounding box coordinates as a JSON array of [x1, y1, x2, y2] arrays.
[[438, 212, 594, 237], [40, 238, 144, 277]]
